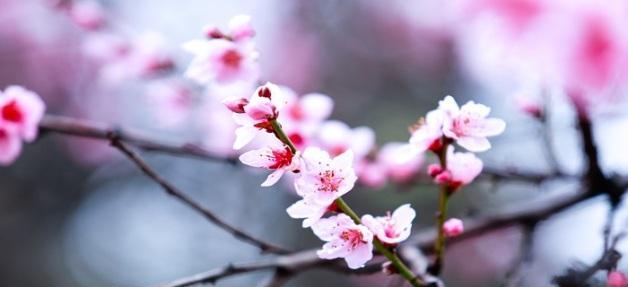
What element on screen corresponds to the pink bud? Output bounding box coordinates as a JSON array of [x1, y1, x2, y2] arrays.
[[427, 164, 443, 177], [258, 86, 272, 98], [443, 218, 464, 237], [434, 170, 452, 185], [223, 97, 248, 113], [203, 25, 225, 39], [608, 271, 628, 287]]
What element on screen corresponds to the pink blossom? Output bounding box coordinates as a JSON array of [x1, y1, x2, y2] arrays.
[[439, 96, 505, 152], [356, 160, 388, 189], [232, 82, 288, 150], [145, 81, 194, 128], [239, 145, 300, 187], [183, 38, 259, 85], [443, 218, 464, 237], [608, 271, 628, 287], [277, 90, 334, 150], [286, 198, 334, 228], [68, 0, 105, 30], [312, 213, 374, 269], [0, 86, 45, 142], [130, 32, 174, 77], [446, 146, 483, 188], [400, 108, 445, 161], [295, 147, 357, 205], [0, 126, 22, 166], [378, 142, 423, 183], [361, 204, 416, 245], [228, 15, 255, 42], [316, 120, 375, 159]]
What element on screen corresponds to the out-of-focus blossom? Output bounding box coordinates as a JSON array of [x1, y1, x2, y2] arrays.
[[295, 147, 357, 205], [239, 145, 300, 187], [515, 93, 543, 118], [358, 142, 423, 188], [443, 218, 464, 237], [0, 86, 45, 166], [0, 126, 22, 166], [378, 142, 423, 183], [316, 120, 375, 159], [183, 38, 258, 85], [361, 204, 415, 245], [278, 90, 334, 150], [67, 0, 105, 30], [312, 213, 374, 269], [232, 82, 287, 149], [0, 86, 45, 142], [608, 271, 628, 287], [145, 81, 194, 128], [439, 96, 505, 152], [228, 14, 255, 42], [130, 32, 174, 77]]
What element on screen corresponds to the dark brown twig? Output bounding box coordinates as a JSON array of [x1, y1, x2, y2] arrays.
[[108, 137, 289, 254]]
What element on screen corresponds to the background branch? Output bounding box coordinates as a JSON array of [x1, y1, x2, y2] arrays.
[[109, 136, 290, 254]]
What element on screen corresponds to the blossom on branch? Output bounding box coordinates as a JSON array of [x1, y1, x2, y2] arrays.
[[439, 96, 506, 152], [312, 213, 374, 269], [361, 204, 416, 245], [0, 86, 45, 165], [428, 146, 483, 189], [294, 147, 357, 205], [183, 38, 259, 85], [239, 145, 301, 187], [232, 82, 288, 149]]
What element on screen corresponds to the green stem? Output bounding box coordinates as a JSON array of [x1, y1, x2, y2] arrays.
[[271, 119, 424, 286], [269, 119, 297, 154], [335, 198, 426, 287], [429, 139, 451, 275]]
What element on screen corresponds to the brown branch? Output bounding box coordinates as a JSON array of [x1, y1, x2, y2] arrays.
[[108, 137, 289, 254], [155, 250, 382, 287], [39, 115, 236, 163]]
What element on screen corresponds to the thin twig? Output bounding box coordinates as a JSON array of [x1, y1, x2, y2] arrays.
[[108, 136, 289, 254], [39, 115, 236, 163]]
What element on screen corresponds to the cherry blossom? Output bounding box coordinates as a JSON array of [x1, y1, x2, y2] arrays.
[[361, 204, 416, 245], [145, 81, 194, 128], [67, 0, 105, 30], [232, 82, 288, 149], [399, 108, 445, 161], [312, 213, 374, 269], [183, 38, 259, 85], [378, 142, 423, 183], [239, 145, 300, 187], [278, 90, 334, 150], [0, 126, 22, 166], [443, 218, 464, 237], [608, 271, 628, 287], [228, 14, 255, 42], [446, 146, 483, 186], [316, 120, 375, 159], [294, 147, 357, 205], [0, 86, 46, 142], [286, 197, 334, 228], [439, 95, 506, 152]]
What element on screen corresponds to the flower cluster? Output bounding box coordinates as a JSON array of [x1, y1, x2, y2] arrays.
[[183, 15, 259, 86], [0, 86, 45, 165], [401, 95, 505, 235], [180, 16, 505, 276]]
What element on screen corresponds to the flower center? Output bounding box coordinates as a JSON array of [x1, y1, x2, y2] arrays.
[[268, 147, 294, 170], [2, 100, 23, 123], [340, 229, 364, 248], [317, 170, 343, 193], [222, 49, 242, 68]]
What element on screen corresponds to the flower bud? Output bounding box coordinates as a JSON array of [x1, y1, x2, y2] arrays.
[[443, 218, 464, 237]]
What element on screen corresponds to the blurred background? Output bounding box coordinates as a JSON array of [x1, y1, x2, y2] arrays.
[[2, 0, 628, 286]]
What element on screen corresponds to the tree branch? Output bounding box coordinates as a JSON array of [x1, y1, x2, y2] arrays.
[[108, 136, 289, 254], [39, 115, 236, 163]]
